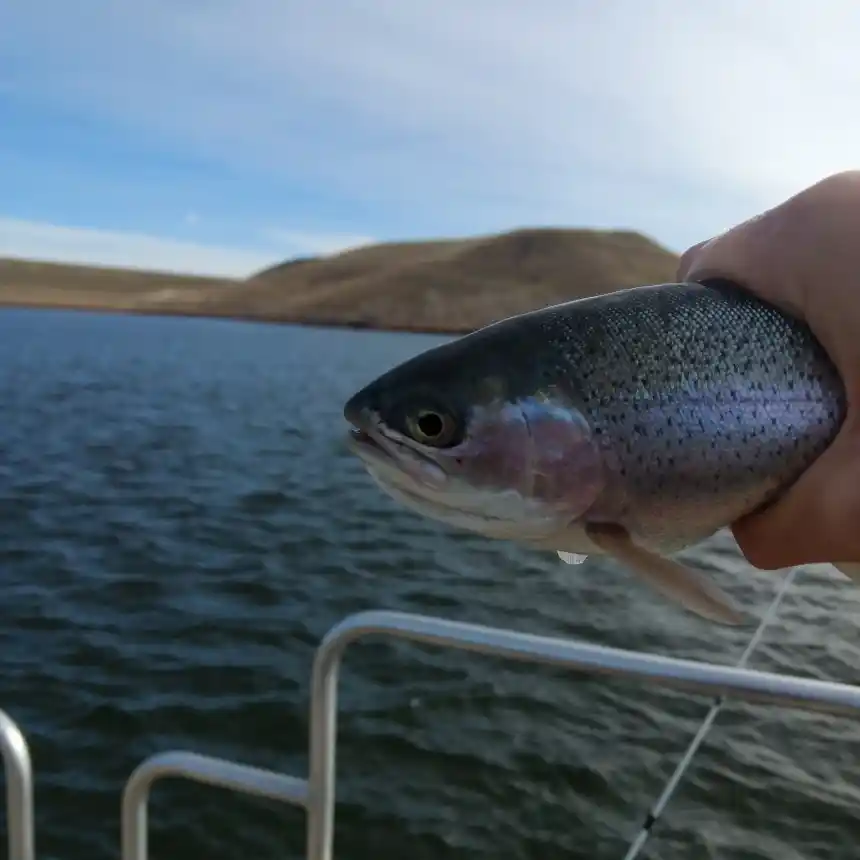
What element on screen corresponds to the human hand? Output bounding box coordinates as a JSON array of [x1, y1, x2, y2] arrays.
[[677, 171, 860, 570]]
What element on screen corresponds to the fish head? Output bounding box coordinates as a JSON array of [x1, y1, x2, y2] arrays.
[[343, 329, 606, 542]]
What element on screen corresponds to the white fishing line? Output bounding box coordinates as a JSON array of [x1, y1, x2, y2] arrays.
[[621, 566, 799, 860]]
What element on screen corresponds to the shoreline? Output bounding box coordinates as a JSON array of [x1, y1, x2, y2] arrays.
[[0, 300, 468, 336], [0, 230, 679, 339]]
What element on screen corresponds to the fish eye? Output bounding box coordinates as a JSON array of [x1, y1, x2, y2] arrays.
[[405, 408, 458, 447]]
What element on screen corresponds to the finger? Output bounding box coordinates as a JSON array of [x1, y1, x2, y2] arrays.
[[676, 240, 710, 281], [731, 422, 860, 569]]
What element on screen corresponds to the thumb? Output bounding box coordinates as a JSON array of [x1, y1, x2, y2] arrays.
[[731, 420, 860, 569]]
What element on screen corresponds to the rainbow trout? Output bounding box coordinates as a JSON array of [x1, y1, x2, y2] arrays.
[[344, 279, 859, 624]]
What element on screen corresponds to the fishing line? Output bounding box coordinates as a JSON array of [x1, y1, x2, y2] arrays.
[[620, 565, 799, 860]]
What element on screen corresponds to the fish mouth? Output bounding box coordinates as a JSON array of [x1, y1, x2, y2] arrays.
[[347, 426, 384, 452], [346, 416, 433, 466], [345, 416, 452, 495], [346, 431, 515, 535], [345, 424, 397, 462]]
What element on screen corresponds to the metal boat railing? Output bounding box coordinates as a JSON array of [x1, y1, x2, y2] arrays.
[[3, 603, 860, 860]]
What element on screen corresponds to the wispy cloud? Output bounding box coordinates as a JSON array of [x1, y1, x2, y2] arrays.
[[4, 1, 860, 266], [0, 218, 370, 277]]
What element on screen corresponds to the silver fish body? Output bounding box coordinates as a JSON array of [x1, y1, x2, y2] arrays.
[[344, 280, 849, 624], [520, 278, 846, 553]]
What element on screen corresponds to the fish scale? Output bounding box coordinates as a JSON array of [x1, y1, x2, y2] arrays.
[[512, 280, 844, 551]]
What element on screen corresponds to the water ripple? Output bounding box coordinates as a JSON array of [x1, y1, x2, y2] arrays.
[[0, 309, 858, 859]]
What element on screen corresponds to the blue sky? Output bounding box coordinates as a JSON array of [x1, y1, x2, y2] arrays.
[[3, 0, 860, 276]]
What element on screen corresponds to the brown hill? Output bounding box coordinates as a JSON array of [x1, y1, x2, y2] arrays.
[[0, 228, 680, 333], [0, 258, 235, 312]]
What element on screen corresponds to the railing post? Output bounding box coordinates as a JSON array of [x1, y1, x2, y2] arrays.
[[303, 609, 860, 860], [121, 751, 309, 860], [306, 631, 351, 860], [0, 710, 35, 860]]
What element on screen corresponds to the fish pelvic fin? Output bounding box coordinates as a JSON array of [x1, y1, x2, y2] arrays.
[[584, 523, 746, 626], [833, 562, 860, 584]]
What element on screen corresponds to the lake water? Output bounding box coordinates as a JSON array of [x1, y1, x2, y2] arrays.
[[0, 307, 859, 860]]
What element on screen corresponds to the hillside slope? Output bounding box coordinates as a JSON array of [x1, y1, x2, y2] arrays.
[[0, 258, 235, 311], [0, 228, 680, 332]]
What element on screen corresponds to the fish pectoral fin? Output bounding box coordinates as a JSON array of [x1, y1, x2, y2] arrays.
[[584, 523, 746, 626], [557, 551, 588, 565], [832, 562, 860, 584]]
